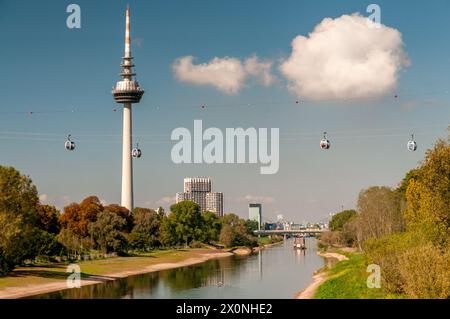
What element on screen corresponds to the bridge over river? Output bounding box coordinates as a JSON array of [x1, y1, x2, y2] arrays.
[[254, 228, 324, 237]]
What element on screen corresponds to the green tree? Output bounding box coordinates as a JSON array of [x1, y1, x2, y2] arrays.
[[201, 211, 222, 243], [245, 219, 259, 234], [88, 210, 127, 254], [157, 206, 165, 217], [329, 210, 357, 231], [404, 135, 450, 246], [396, 168, 420, 197], [160, 201, 204, 246], [219, 213, 258, 248], [105, 204, 133, 233], [129, 208, 161, 250], [0, 166, 41, 274]]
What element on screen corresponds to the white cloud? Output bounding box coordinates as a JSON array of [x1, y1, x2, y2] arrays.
[[279, 13, 410, 100], [38, 194, 71, 210], [157, 196, 176, 205], [244, 56, 274, 86], [172, 55, 273, 94], [237, 195, 276, 205], [172, 56, 246, 94]]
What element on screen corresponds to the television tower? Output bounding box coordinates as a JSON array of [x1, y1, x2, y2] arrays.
[[112, 5, 144, 212]]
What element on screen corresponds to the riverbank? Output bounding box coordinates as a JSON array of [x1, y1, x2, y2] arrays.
[[296, 248, 405, 299], [0, 248, 233, 299], [295, 250, 348, 299], [231, 238, 284, 255]]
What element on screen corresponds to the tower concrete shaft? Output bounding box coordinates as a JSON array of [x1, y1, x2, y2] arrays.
[[112, 6, 144, 212], [121, 104, 133, 211]]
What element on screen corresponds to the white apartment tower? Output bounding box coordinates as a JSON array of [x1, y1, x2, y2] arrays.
[[176, 177, 223, 216]]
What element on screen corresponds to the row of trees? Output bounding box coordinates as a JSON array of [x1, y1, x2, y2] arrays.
[[0, 167, 259, 275], [321, 130, 450, 298]]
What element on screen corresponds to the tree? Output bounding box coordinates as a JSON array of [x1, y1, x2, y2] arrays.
[[329, 210, 357, 231], [57, 227, 91, 256], [404, 135, 450, 246], [396, 169, 419, 197], [219, 214, 257, 248], [161, 201, 204, 246], [201, 211, 222, 243], [356, 186, 405, 246], [363, 130, 450, 297], [0, 166, 41, 274], [129, 208, 161, 250], [157, 206, 165, 218], [88, 210, 127, 254], [245, 219, 259, 234], [60, 196, 103, 237], [36, 204, 60, 234], [222, 213, 240, 226], [234, 221, 258, 247], [32, 231, 66, 259], [105, 204, 133, 232], [219, 224, 235, 247], [0, 166, 39, 218]]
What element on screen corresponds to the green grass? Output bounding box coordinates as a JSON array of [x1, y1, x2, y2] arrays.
[[314, 253, 404, 299], [257, 236, 283, 246]]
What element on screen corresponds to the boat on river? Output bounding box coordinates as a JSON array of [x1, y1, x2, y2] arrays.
[[294, 236, 306, 250]]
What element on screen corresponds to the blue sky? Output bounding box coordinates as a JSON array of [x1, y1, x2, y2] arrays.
[[0, 0, 449, 223]]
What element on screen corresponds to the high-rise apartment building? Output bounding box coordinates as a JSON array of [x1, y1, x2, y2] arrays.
[[176, 177, 223, 216], [206, 192, 224, 217]]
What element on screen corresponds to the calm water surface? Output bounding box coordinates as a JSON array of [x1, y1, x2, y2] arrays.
[[33, 238, 324, 299]]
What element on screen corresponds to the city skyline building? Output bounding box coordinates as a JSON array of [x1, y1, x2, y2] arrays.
[[249, 203, 262, 230], [176, 177, 223, 216], [112, 6, 144, 212], [206, 192, 224, 217]]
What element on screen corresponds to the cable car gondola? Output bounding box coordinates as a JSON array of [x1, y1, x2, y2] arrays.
[[64, 135, 75, 151], [132, 143, 142, 158], [320, 132, 330, 150], [407, 134, 417, 152]]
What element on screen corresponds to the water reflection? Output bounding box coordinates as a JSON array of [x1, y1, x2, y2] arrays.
[[31, 238, 324, 299]]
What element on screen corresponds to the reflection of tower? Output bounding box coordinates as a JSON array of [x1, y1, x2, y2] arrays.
[[112, 6, 144, 211], [258, 250, 263, 280], [205, 267, 225, 287]]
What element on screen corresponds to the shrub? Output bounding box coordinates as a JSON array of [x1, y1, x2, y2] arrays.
[[364, 232, 420, 293], [398, 243, 450, 299], [189, 241, 204, 248], [319, 231, 342, 247]]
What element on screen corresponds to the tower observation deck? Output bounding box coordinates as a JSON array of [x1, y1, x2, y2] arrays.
[[112, 6, 144, 104]]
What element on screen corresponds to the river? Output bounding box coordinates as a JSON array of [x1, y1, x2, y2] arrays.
[[31, 238, 325, 299]]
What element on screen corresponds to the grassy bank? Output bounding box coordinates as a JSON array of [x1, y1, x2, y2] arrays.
[[257, 236, 283, 246], [314, 251, 404, 299], [0, 248, 231, 298]]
